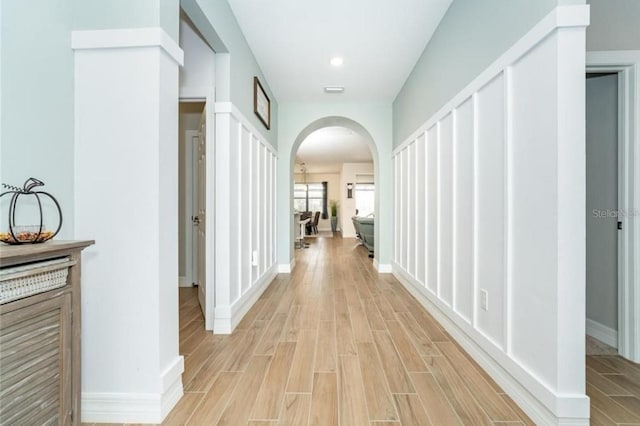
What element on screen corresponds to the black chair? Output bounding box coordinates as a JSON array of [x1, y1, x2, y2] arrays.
[[311, 211, 320, 234], [307, 211, 320, 234]]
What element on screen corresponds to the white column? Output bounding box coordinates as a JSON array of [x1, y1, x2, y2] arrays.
[[73, 28, 184, 423]]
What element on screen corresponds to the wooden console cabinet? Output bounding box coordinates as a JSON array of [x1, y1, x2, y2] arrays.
[[0, 240, 93, 425]]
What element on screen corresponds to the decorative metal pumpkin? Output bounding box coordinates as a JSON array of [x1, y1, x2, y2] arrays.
[[0, 178, 63, 244]]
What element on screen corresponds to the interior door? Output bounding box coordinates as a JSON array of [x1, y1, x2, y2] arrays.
[[197, 109, 206, 315], [190, 132, 199, 287]]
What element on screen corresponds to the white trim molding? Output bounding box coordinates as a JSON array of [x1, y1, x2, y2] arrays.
[[586, 319, 619, 349], [587, 50, 640, 363], [214, 265, 278, 334], [373, 259, 393, 273], [178, 276, 192, 287], [394, 266, 588, 426], [212, 101, 279, 334], [278, 258, 296, 274], [71, 27, 184, 66], [392, 5, 590, 424], [215, 101, 277, 155], [82, 356, 184, 423], [394, 5, 590, 155]]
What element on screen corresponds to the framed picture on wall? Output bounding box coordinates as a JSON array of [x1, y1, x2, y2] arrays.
[[254, 76, 271, 130]]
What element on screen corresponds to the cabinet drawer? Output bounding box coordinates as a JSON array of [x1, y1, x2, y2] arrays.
[[1, 257, 73, 305]]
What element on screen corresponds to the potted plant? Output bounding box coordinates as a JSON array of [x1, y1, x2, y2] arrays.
[[329, 200, 339, 232]]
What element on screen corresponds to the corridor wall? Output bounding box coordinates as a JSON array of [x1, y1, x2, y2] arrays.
[[392, 6, 590, 425]]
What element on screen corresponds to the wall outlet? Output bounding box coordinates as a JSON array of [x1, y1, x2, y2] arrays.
[[251, 251, 258, 266], [480, 289, 489, 311]]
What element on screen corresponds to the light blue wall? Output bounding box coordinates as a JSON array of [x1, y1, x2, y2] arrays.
[[392, 0, 584, 146], [182, 0, 278, 147], [587, 0, 640, 51], [277, 102, 393, 267], [1, 0, 75, 238], [73, 0, 179, 41]]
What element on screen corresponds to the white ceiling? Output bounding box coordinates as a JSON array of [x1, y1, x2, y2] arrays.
[[295, 127, 372, 173], [226, 0, 453, 102]]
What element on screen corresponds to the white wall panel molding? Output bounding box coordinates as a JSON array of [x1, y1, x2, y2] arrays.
[[215, 102, 277, 155], [393, 5, 590, 156], [393, 265, 588, 425], [72, 28, 183, 66], [231, 265, 277, 329], [392, 5, 590, 424], [213, 102, 278, 334]]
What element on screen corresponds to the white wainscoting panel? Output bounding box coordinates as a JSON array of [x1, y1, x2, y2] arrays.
[[453, 97, 474, 324], [508, 33, 559, 385], [416, 134, 426, 286], [214, 102, 278, 333], [407, 143, 416, 278], [438, 113, 454, 307], [475, 73, 506, 348], [392, 5, 589, 425], [427, 125, 438, 296]]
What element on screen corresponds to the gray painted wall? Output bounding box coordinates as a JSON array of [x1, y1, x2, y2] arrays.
[[1, 0, 75, 238], [586, 74, 618, 331], [587, 0, 640, 51], [73, 0, 179, 41], [392, 0, 585, 147]]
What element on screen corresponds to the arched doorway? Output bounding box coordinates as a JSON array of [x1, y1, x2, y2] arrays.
[[289, 116, 381, 264]]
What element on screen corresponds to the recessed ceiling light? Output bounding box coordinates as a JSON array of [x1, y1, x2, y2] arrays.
[[324, 86, 344, 94], [330, 57, 343, 67]]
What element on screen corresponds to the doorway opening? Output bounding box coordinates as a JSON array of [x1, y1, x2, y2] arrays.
[[585, 72, 619, 355], [585, 53, 639, 364], [178, 8, 216, 328], [179, 102, 206, 304], [290, 118, 379, 262]]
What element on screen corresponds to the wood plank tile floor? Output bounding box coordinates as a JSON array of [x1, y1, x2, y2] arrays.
[[165, 235, 531, 425], [81, 235, 640, 425], [587, 355, 640, 425]]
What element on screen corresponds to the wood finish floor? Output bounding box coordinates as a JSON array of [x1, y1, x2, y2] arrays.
[[587, 355, 640, 425], [82, 235, 640, 425], [166, 235, 532, 425]]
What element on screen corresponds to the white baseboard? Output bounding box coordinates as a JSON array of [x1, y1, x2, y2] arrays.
[[160, 356, 185, 420], [278, 258, 296, 273], [375, 260, 392, 273], [586, 318, 618, 348], [82, 356, 184, 423], [214, 264, 277, 334], [178, 276, 192, 287], [392, 266, 589, 425]]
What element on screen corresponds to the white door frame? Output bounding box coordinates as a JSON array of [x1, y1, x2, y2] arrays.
[[204, 89, 216, 331], [587, 50, 640, 362], [184, 129, 199, 287], [179, 92, 216, 331]]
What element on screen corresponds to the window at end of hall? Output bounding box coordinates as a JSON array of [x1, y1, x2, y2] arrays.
[[294, 182, 324, 213], [355, 182, 375, 217]]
